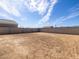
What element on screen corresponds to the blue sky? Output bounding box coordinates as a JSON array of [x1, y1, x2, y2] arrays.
[[0, 0, 79, 28]]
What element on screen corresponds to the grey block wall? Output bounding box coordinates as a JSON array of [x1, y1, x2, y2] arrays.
[[0, 27, 79, 35], [0, 27, 39, 34], [0, 27, 20, 34], [40, 27, 79, 35]]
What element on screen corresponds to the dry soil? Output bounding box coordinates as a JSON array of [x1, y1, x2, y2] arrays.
[[0, 32, 79, 59]]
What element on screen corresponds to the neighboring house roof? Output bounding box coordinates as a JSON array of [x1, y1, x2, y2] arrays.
[[0, 19, 18, 27], [0, 19, 17, 25]]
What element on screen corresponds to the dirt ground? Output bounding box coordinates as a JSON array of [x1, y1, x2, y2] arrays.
[[0, 32, 79, 59]]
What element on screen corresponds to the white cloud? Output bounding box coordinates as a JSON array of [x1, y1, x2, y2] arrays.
[[0, 13, 15, 20], [53, 11, 79, 27], [39, 0, 57, 24], [53, 4, 79, 27], [24, 0, 49, 15], [0, 0, 28, 22], [0, 0, 22, 17], [63, 12, 79, 21], [69, 4, 79, 12], [24, 0, 58, 27], [0, 0, 58, 27]]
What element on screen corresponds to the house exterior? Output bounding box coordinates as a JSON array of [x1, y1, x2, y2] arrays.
[[0, 19, 19, 34]]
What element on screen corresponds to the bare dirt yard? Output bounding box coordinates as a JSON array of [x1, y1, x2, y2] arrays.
[[0, 32, 79, 59]]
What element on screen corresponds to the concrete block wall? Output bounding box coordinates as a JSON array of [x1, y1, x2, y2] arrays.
[[40, 27, 79, 35], [0, 27, 39, 34], [0, 27, 10, 34], [0, 27, 21, 34], [0, 27, 79, 35]]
